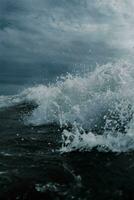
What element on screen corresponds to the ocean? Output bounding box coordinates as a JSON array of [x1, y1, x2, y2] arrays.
[[1, 0, 134, 199]]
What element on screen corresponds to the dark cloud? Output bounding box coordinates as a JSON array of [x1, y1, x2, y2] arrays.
[[0, 0, 130, 94]]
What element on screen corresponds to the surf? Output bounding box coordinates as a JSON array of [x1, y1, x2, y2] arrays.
[[1, 61, 134, 153]]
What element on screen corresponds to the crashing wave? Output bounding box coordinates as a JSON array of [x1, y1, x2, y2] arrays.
[[1, 61, 134, 152]]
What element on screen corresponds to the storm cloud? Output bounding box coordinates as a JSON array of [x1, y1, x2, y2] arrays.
[[0, 0, 133, 94]]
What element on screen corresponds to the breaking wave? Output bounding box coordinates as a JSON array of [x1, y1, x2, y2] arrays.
[[1, 61, 134, 152]]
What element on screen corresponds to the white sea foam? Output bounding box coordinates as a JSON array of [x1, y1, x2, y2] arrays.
[[1, 61, 134, 152], [24, 61, 134, 128]]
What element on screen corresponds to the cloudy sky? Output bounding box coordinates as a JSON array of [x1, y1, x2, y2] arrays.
[[0, 0, 133, 94]]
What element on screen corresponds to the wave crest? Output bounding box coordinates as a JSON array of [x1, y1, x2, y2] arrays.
[[1, 61, 134, 152]]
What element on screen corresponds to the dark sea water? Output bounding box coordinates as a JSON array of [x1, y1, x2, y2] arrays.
[[1, 1, 134, 199], [1, 103, 134, 200]]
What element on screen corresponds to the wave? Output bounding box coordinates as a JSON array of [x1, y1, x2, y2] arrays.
[[1, 61, 134, 152]]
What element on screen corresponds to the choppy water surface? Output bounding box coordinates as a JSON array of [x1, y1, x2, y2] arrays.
[[1, 0, 134, 199], [1, 103, 134, 200], [1, 61, 134, 199]]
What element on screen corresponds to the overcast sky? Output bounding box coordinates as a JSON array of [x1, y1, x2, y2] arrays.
[[0, 0, 133, 94]]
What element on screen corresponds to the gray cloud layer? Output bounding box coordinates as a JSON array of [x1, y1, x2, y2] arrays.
[[0, 0, 132, 94]]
